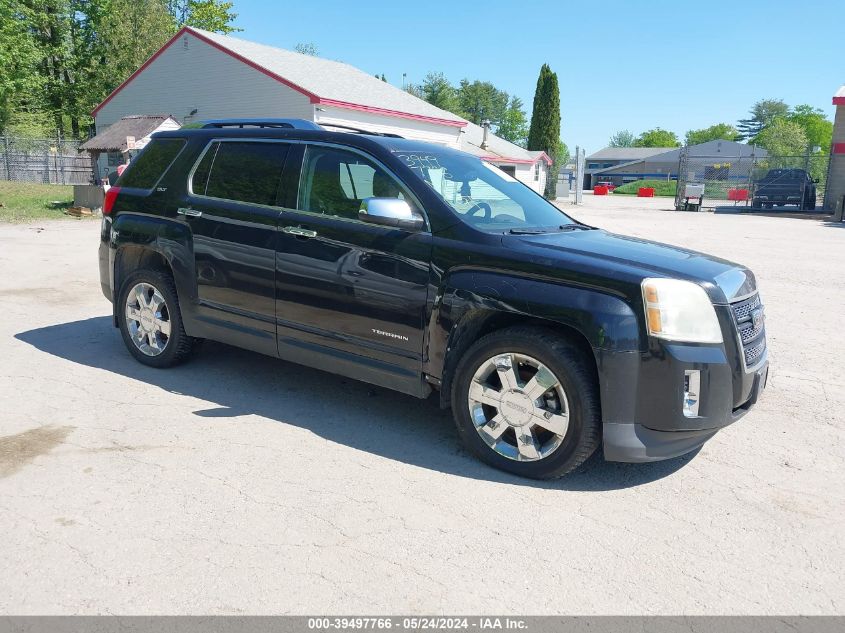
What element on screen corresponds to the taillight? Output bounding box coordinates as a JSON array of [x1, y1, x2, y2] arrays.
[[103, 186, 121, 215]]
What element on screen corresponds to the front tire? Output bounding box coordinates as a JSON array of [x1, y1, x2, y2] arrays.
[[117, 269, 193, 368], [451, 327, 601, 479]]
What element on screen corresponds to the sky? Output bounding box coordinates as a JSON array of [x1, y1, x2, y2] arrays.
[[234, 0, 842, 153]]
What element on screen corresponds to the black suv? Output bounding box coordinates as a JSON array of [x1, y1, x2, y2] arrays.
[[99, 119, 769, 479]]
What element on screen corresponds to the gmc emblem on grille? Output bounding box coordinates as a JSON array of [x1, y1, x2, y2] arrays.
[[751, 308, 764, 329]]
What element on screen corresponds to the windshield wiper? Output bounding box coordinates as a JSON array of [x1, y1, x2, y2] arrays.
[[559, 224, 595, 231], [507, 228, 551, 235]]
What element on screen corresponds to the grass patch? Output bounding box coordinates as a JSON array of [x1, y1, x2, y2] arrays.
[[612, 179, 677, 197], [0, 181, 76, 223]]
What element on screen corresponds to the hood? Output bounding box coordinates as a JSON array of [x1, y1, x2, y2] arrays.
[[505, 229, 757, 304]]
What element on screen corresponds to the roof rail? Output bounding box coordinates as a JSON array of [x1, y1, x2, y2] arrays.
[[318, 122, 404, 138], [200, 118, 323, 130]]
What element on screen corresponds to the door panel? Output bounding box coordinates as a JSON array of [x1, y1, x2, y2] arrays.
[[275, 145, 432, 375], [182, 140, 289, 354]]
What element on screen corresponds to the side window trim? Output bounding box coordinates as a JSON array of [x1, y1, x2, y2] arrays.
[[295, 141, 430, 232], [186, 138, 292, 210]]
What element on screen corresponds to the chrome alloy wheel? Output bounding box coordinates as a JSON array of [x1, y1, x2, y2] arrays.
[[125, 282, 171, 356], [468, 353, 570, 462]]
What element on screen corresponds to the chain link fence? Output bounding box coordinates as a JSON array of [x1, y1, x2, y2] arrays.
[[674, 147, 830, 211], [0, 136, 92, 185]]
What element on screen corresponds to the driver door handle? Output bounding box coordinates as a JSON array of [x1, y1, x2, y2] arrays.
[[282, 226, 318, 238]]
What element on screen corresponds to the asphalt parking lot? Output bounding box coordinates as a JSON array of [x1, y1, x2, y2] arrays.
[[1, 197, 843, 614]]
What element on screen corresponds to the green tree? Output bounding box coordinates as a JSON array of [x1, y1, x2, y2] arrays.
[[294, 42, 318, 56], [99, 0, 176, 108], [786, 105, 833, 153], [20, 0, 71, 136], [558, 140, 570, 162], [527, 63, 560, 198], [0, 1, 46, 132], [754, 118, 808, 156], [738, 98, 789, 141], [456, 79, 509, 128], [684, 123, 741, 146], [608, 130, 635, 147], [409, 72, 458, 113], [634, 127, 680, 147], [496, 96, 529, 147], [168, 0, 239, 33]]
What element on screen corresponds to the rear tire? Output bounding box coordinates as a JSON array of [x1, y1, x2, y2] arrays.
[[451, 326, 601, 479], [117, 269, 193, 368]]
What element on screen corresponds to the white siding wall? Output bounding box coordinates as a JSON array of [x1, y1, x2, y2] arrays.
[[513, 162, 545, 194], [316, 107, 462, 148], [94, 32, 313, 130]]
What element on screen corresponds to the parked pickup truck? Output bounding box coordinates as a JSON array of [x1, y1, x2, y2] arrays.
[[752, 168, 817, 210], [98, 119, 768, 479]]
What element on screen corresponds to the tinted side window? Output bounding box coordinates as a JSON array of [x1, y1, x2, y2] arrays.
[[119, 139, 186, 189], [204, 141, 289, 206], [298, 146, 412, 219]]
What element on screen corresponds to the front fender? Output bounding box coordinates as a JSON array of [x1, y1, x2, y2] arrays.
[[425, 269, 641, 396]]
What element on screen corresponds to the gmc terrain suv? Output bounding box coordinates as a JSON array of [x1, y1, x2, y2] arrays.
[[99, 119, 769, 479]]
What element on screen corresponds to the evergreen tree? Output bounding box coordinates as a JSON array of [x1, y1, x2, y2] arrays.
[[737, 99, 789, 141], [527, 64, 561, 198]]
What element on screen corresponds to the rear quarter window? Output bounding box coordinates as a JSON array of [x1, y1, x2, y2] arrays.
[[118, 138, 186, 189]]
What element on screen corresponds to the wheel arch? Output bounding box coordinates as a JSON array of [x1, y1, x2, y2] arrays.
[[436, 308, 600, 409], [111, 214, 196, 329], [429, 271, 641, 409]]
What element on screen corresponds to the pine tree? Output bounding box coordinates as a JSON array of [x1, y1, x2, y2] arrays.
[[527, 64, 561, 198]]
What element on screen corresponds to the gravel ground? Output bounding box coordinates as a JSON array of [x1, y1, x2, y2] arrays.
[[1, 199, 843, 615]]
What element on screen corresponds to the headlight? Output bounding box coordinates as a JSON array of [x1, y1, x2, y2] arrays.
[[641, 278, 723, 344]]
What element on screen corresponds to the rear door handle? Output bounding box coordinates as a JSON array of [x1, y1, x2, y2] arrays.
[[177, 207, 202, 217], [282, 226, 318, 238]]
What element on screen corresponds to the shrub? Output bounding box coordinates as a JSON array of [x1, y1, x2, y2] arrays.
[[612, 179, 677, 196]]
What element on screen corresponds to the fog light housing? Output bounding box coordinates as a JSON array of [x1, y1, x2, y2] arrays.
[[683, 370, 701, 417]]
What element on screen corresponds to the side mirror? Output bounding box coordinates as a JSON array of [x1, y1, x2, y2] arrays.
[[359, 197, 424, 231]]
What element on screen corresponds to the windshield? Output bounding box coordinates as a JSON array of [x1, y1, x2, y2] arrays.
[[393, 148, 576, 232]]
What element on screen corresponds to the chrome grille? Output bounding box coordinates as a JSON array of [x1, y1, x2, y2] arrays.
[[744, 338, 766, 365], [733, 293, 761, 321], [731, 293, 766, 368], [738, 320, 764, 344]]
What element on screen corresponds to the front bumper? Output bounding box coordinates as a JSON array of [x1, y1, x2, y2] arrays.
[[597, 317, 768, 463], [603, 361, 767, 462]]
